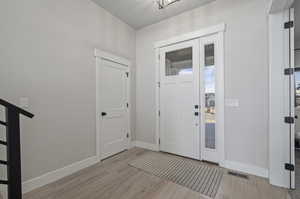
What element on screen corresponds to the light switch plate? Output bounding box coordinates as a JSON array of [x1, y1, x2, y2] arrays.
[[225, 99, 239, 107], [20, 97, 29, 108]]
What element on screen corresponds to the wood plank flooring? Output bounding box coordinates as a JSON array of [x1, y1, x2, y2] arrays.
[[23, 148, 291, 199]]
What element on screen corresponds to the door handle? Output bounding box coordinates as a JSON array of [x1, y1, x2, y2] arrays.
[[101, 112, 107, 116]]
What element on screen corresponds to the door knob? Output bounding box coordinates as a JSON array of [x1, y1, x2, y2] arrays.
[[296, 115, 298, 119], [101, 112, 107, 116]]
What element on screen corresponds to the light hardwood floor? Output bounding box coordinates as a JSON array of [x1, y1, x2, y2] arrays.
[[24, 148, 291, 199]]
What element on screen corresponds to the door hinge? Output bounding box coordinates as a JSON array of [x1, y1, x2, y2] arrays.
[[284, 116, 294, 124], [158, 82, 160, 88], [126, 72, 129, 78], [158, 138, 160, 145], [126, 103, 129, 108], [285, 163, 295, 171], [284, 21, 294, 29], [284, 68, 294, 75], [158, 110, 160, 116], [158, 54, 160, 60], [126, 133, 129, 138]]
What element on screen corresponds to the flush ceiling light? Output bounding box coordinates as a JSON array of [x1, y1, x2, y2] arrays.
[[157, 0, 180, 9]]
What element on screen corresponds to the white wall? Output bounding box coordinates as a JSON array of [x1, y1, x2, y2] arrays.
[[0, 0, 136, 182], [136, 0, 270, 170]]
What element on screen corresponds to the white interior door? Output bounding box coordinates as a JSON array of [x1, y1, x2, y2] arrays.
[[98, 59, 129, 160], [159, 39, 200, 160], [200, 34, 221, 163]]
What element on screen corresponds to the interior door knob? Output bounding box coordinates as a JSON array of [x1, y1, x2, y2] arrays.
[[101, 112, 107, 116]]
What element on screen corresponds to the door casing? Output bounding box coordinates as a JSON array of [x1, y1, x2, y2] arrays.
[[154, 24, 225, 165], [95, 49, 131, 161]]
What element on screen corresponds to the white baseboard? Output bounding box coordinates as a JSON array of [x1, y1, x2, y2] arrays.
[[131, 141, 159, 151], [222, 160, 269, 178], [130, 141, 137, 149], [22, 156, 100, 193]]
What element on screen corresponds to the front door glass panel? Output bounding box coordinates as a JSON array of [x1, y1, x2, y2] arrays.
[[165, 47, 193, 76], [204, 44, 216, 149]]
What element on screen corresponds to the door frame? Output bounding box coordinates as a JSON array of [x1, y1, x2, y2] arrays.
[[290, 7, 295, 189], [154, 23, 226, 165], [95, 49, 132, 161], [268, 8, 295, 189]]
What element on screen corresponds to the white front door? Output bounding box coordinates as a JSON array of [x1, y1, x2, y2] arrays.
[[159, 40, 200, 160], [158, 34, 224, 163], [98, 59, 129, 160]]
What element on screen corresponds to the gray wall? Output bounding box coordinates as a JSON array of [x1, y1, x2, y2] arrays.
[[136, 0, 270, 169], [0, 0, 136, 181]]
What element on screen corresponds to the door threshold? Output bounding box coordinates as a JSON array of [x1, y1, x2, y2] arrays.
[[201, 160, 219, 166]]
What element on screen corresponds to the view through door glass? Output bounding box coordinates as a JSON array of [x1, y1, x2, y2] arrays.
[[204, 43, 216, 149], [165, 47, 193, 76]]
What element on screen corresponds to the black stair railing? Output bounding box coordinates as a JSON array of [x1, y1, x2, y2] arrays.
[[0, 99, 34, 199]]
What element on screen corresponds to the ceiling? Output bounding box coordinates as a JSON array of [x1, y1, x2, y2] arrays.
[[92, 0, 215, 29]]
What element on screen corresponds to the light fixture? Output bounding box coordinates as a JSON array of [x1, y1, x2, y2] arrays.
[[157, 0, 180, 9]]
